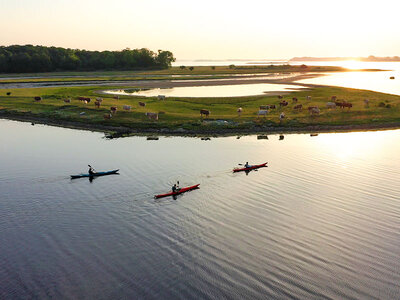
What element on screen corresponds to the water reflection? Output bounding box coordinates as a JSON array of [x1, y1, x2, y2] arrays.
[[1, 120, 400, 299], [104, 83, 306, 98]]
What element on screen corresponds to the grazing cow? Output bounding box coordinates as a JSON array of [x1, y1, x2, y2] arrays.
[[278, 95, 283, 99], [269, 104, 276, 109], [364, 99, 370, 108], [292, 97, 298, 103], [34, 96, 42, 102], [200, 109, 210, 118], [145, 112, 159, 121], [279, 100, 288, 107], [237, 107, 243, 116], [103, 113, 112, 119], [279, 112, 285, 121], [294, 104, 303, 110], [123, 105, 131, 111], [308, 106, 318, 111], [96, 97, 103, 102], [309, 107, 320, 115], [158, 95, 166, 100], [259, 105, 269, 110], [306, 96, 312, 101], [326, 102, 336, 109], [331, 96, 337, 101], [257, 110, 268, 117], [94, 100, 101, 108], [114, 96, 119, 100], [64, 98, 71, 103], [110, 106, 118, 114], [342, 102, 353, 109], [139, 101, 146, 107], [6, 92, 11, 96]]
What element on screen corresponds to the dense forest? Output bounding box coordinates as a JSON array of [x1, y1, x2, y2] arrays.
[[0, 45, 175, 73]]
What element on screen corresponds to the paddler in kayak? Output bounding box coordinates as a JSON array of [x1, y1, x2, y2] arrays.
[[88, 165, 95, 175], [172, 181, 181, 193], [244, 162, 252, 168]]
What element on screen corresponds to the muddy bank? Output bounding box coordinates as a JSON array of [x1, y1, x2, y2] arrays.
[[1, 110, 400, 138]]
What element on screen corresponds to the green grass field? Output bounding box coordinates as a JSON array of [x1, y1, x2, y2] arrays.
[[1, 83, 400, 134]]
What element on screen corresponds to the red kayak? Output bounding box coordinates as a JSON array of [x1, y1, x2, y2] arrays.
[[154, 184, 200, 199], [233, 162, 268, 173]]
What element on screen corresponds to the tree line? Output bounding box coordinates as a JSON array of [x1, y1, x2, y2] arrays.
[[0, 45, 175, 73]]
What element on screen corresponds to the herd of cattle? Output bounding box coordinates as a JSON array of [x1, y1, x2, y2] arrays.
[[30, 93, 367, 121]]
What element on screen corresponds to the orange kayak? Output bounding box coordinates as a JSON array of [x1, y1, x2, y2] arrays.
[[233, 162, 268, 173]]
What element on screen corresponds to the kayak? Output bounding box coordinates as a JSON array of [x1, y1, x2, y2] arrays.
[[70, 169, 119, 179], [233, 162, 268, 173], [155, 184, 200, 199]]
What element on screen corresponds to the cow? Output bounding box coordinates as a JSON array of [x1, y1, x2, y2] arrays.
[[200, 109, 210, 118], [309, 107, 320, 115], [64, 98, 71, 103], [96, 97, 103, 103], [342, 102, 353, 109], [110, 106, 118, 114], [94, 100, 101, 108], [306, 96, 312, 101], [78, 96, 90, 101], [308, 106, 318, 111], [279, 100, 288, 107], [158, 95, 166, 100], [139, 102, 146, 107], [277, 95, 283, 99], [237, 107, 243, 116], [292, 97, 298, 103], [326, 102, 336, 109], [294, 104, 303, 110], [34, 96, 42, 102], [145, 112, 159, 120], [6, 92, 11, 96], [269, 104, 276, 109], [259, 105, 269, 110], [279, 112, 285, 121], [114, 96, 119, 100], [103, 113, 112, 119], [123, 105, 131, 111], [257, 110, 268, 117]]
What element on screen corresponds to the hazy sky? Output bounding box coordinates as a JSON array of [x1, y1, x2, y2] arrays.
[[1, 0, 400, 60]]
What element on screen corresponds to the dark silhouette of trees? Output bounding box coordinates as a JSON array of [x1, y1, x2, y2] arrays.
[[0, 45, 175, 73]]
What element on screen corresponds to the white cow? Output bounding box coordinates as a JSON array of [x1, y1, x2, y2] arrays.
[[158, 95, 166, 100], [123, 105, 131, 111], [257, 110, 268, 117]]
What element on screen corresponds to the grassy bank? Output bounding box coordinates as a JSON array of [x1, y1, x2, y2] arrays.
[[1, 84, 400, 135], [0, 65, 361, 83]]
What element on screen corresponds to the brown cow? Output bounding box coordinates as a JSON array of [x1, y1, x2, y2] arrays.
[[78, 96, 90, 101], [114, 96, 119, 100], [279, 101, 288, 107], [259, 105, 269, 110], [278, 95, 283, 99], [34, 96, 42, 102], [64, 98, 71, 103], [342, 102, 353, 109], [269, 104, 276, 109], [139, 102, 146, 107], [94, 100, 101, 108], [145, 112, 159, 120], [292, 97, 298, 103], [200, 109, 210, 118], [294, 104, 303, 110], [103, 113, 112, 119], [309, 107, 320, 115], [110, 106, 117, 114]]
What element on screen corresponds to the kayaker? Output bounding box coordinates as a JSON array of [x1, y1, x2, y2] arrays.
[[172, 184, 177, 193], [245, 162, 251, 168], [88, 165, 95, 175]]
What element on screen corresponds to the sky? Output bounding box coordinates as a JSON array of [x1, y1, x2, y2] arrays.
[[1, 0, 400, 60]]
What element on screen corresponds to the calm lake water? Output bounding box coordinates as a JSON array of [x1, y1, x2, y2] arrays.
[[104, 82, 304, 98], [1, 119, 400, 299]]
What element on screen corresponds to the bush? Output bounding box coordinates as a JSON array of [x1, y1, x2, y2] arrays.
[[229, 64, 235, 69], [189, 66, 194, 71], [211, 66, 215, 70]]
